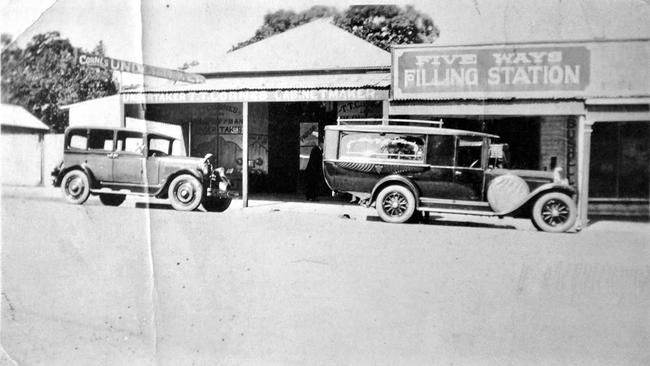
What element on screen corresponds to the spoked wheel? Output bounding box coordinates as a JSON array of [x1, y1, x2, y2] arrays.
[[168, 174, 204, 211], [531, 192, 577, 233], [99, 194, 126, 206], [376, 185, 416, 223], [202, 197, 232, 212], [61, 170, 90, 205]]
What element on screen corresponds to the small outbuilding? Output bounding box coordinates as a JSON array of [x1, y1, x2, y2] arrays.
[[1, 103, 51, 186]]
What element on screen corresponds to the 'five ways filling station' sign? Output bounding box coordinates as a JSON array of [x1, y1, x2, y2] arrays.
[[392, 45, 590, 99]]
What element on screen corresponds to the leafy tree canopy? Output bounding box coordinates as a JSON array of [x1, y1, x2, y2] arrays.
[[1, 32, 117, 132], [230, 5, 438, 52]]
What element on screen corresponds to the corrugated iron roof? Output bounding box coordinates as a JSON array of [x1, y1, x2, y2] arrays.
[[0, 103, 49, 131], [123, 72, 391, 94], [191, 19, 391, 74]]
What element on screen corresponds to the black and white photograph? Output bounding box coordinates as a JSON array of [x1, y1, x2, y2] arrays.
[[1, 0, 649, 364]]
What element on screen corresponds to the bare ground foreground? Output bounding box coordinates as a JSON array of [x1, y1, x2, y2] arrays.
[[1, 191, 649, 366]]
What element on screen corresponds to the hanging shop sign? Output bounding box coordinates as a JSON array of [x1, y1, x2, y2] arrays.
[[392, 45, 590, 100], [77, 52, 206, 84], [121, 88, 388, 104]]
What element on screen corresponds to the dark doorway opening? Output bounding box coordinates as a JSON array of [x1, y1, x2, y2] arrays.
[[267, 102, 337, 194]]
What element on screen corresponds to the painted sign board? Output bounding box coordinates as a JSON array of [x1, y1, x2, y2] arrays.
[[392, 44, 592, 100], [77, 52, 206, 84], [121, 88, 389, 104]]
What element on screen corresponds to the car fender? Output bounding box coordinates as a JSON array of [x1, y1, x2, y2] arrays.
[[370, 175, 421, 207], [499, 182, 577, 217], [156, 168, 204, 198], [56, 164, 98, 188]]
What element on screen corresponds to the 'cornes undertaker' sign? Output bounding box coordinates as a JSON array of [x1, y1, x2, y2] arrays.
[[393, 45, 590, 99], [78, 52, 205, 84]]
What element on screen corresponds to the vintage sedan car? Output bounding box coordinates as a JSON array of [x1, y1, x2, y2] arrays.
[[52, 126, 233, 212], [323, 119, 578, 233]]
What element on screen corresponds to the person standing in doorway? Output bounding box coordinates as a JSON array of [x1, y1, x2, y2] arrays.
[[304, 141, 323, 201]]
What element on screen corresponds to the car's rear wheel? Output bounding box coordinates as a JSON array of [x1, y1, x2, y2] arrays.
[[168, 174, 204, 211], [531, 192, 577, 233], [376, 185, 416, 223], [202, 197, 232, 212], [99, 194, 126, 206], [61, 170, 90, 205]]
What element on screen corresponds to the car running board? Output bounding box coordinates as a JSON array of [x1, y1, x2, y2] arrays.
[[417, 206, 499, 217], [90, 188, 150, 196]]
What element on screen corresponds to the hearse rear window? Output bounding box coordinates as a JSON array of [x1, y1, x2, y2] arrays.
[[339, 132, 425, 162]]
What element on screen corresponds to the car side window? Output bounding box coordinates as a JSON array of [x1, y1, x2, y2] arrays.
[[87, 129, 114, 151], [148, 136, 170, 154], [426, 135, 455, 166], [66, 130, 88, 150], [456, 137, 484, 168], [339, 132, 425, 162], [116, 131, 144, 155]]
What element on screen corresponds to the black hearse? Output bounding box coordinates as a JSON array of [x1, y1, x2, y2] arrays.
[[323, 118, 578, 232]]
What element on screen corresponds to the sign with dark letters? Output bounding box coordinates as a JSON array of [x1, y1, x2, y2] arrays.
[[393, 45, 590, 100]]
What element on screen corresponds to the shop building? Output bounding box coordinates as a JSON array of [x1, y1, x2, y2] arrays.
[[118, 19, 391, 203], [390, 39, 649, 223], [66, 19, 647, 222]]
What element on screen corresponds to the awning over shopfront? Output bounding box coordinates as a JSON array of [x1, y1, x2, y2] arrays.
[[121, 72, 390, 104], [390, 99, 586, 116]]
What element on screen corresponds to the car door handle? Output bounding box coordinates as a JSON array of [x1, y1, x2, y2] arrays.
[[107, 153, 117, 159], [454, 170, 462, 176]]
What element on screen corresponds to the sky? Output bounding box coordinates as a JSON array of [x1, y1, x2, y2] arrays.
[[1, 0, 649, 71]]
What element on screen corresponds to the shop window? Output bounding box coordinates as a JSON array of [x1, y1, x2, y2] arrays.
[[590, 122, 649, 199], [87, 129, 114, 151], [339, 132, 425, 162]]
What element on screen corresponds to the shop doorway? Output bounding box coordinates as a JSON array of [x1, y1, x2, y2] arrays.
[[267, 102, 337, 195]]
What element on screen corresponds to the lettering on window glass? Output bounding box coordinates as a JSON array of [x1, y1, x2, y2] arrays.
[[339, 132, 425, 162]]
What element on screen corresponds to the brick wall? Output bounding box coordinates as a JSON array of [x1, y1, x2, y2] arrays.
[[539, 116, 568, 173]]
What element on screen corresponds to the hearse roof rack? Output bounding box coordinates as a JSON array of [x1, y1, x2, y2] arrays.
[[336, 117, 444, 127]]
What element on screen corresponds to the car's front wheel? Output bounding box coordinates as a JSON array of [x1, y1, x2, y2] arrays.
[[168, 174, 204, 211], [376, 185, 416, 223], [61, 170, 90, 205], [531, 192, 577, 233], [202, 197, 232, 212], [99, 194, 126, 206]]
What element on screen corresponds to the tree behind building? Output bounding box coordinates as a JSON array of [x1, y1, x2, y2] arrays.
[[230, 5, 439, 52], [1, 32, 117, 132]]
